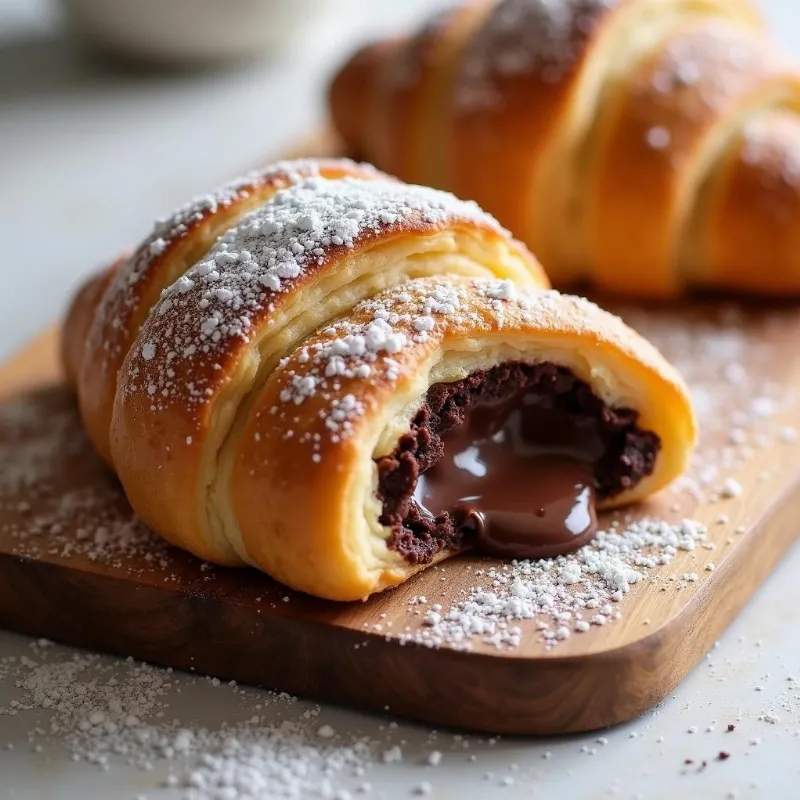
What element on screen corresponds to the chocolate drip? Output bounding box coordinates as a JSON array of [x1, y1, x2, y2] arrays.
[[376, 362, 660, 565]]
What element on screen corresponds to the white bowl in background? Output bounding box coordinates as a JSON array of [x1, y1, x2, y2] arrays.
[[61, 0, 336, 66]]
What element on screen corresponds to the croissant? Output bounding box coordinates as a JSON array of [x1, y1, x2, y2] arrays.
[[329, 0, 800, 298], [64, 158, 695, 600]]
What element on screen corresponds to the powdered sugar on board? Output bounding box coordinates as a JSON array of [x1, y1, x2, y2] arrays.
[[399, 517, 707, 651], [0, 388, 173, 573], [620, 303, 797, 506]]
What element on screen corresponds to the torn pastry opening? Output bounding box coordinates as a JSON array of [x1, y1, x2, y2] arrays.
[[376, 361, 661, 564]]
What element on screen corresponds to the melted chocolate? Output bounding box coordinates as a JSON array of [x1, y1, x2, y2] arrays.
[[377, 362, 660, 565], [413, 378, 601, 560]]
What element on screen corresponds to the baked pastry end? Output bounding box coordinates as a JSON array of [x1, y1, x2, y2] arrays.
[[227, 277, 695, 601]]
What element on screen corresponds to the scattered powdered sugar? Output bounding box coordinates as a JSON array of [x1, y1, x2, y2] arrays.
[[721, 478, 743, 499], [622, 307, 755, 430], [400, 517, 707, 650], [130, 177, 502, 411], [457, 0, 617, 109], [619, 303, 796, 504], [482, 278, 517, 301], [0, 390, 172, 572], [0, 641, 384, 798], [0, 395, 78, 496], [2, 628, 798, 798]]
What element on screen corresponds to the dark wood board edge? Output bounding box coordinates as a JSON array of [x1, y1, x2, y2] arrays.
[[1, 467, 798, 736]]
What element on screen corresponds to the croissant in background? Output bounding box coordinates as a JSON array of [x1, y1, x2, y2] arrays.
[[330, 0, 800, 298], [64, 158, 695, 600]]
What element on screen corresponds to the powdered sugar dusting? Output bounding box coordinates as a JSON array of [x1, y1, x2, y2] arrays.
[[127, 178, 504, 413], [265, 276, 677, 457], [0, 396, 78, 496], [114, 159, 332, 309], [86, 160, 374, 388], [403, 517, 707, 650], [457, 0, 617, 109], [0, 641, 384, 798], [621, 303, 796, 504], [0, 390, 172, 571]]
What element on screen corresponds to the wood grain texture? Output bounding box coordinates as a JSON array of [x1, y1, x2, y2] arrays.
[[1, 134, 800, 735]]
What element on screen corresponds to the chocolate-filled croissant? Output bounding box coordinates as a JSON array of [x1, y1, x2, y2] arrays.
[[64, 158, 694, 600], [329, 0, 800, 298], [223, 276, 695, 600]]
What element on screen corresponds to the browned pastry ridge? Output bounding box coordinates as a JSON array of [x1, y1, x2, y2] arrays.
[[63, 157, 695, 600], [329, 0, 800, 298]]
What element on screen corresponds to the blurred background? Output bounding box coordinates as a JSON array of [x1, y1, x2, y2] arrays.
[[0, 0, 797, 356]]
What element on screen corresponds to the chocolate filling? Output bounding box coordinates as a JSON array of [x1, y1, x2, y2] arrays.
[[376, 362, 660, 565]]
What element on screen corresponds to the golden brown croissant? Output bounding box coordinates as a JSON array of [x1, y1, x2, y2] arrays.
[[329, 0, 800, 298], [226, 276, 695, 599], [63, 158, 695, 600]]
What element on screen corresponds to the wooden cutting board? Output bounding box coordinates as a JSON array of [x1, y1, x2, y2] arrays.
[[2, 134, 800, 736]]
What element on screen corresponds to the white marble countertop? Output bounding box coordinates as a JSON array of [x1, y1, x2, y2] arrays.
[[1, 1, 800, 798]]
